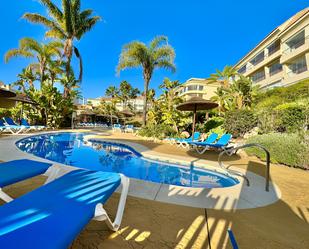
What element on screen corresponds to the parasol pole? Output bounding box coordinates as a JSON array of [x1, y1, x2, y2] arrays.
[[192, 104, 197, 141]]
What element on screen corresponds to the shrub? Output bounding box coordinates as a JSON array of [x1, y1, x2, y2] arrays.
[[273, 103, 307, 132], [137, 123, 177, 139], [223, 109, 258, 137], [245, 133, 309, 169], [195, 117, 224, 133]]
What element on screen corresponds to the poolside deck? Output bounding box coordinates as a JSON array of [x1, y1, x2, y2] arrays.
[[0, 130, 308, 248]]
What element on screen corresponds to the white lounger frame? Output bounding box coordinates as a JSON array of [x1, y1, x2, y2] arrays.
[[94, 174, 130, 231], [0, 165, 61, 203]]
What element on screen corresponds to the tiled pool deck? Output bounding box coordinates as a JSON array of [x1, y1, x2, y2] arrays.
[[0, 129, 308, 248]]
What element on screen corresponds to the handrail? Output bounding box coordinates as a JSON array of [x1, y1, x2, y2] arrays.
[[218, 143, 271, 192]]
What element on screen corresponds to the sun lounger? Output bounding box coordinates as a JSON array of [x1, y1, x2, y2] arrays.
[[124, 125, 134, 133], [166, 132, 200, 145], [0, 169, 129, 249], [113, 124, 122, 132], [0, 119, 26, 135], [21, 118, 46, 131], [192, 134, 232, 154], [228, 229, 239, 249], [0, 159, 57, 202], [187, 133, 218, 149], [175, 132, 201, 147]]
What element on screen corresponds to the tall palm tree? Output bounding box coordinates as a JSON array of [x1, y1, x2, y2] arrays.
[[117, 35, 176, 125], [5, 38, 62, 87], [208, 65, 238, 88], [105, 86, 119, 98], [23, 0, 101, 82]]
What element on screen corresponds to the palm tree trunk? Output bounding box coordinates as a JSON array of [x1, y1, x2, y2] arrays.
[[142, 78, 150, 126]]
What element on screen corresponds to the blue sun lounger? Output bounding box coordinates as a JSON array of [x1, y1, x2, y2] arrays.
[[165, 131, 201, 145], [0, 119, 26, 135], [21, 118, 46, 131], [0, 169, 130, 249], [0, 159, 56, 203], [191, 134, 232, 154], [187, 133, 218, 148], [4, 117, 36, 133]]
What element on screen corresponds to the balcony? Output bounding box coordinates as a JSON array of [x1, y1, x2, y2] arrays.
[[243, 49, 281, 77], [281, 33, 309, 63], [251, 70, 266, 84]]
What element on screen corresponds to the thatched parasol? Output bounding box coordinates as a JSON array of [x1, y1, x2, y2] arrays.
[[176, 97, 218, 139], [119, 110, 134, 117], [0, 87, 16, 98]]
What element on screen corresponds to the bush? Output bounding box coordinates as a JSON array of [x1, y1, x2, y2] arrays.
[[245, 133, 309, 169], [137, 123, 177, 139], [195, 117, 224, 133], [223, 109, 258, 137]]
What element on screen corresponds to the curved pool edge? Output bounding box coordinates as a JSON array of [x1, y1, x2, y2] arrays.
[[0, 130, 282, 210]]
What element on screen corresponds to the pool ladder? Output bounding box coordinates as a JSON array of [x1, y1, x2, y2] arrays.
[[218, 143, 271, 192]]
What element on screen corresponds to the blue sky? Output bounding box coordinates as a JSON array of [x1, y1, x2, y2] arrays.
[[0, 0, 308, 98]]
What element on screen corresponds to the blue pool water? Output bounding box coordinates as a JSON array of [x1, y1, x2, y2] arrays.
[[16, 133, 239, 188]]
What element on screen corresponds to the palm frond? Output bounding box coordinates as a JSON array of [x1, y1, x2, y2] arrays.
[[74, 46, 83, 82], [63, 0, 73, 35], [150, 35, 168, 50], [76, 16, 101, 39], [4, 49, 34, 63], [23, 13, 57, 29], [39, 0, 63, 21], [19, 38, 42, 54], [45, 29, 67, 40], [155, 60, 176, 73], [153, 45, 175, 61]]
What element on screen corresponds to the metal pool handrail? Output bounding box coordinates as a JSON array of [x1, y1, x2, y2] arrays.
[[218, 143, 271, 192]]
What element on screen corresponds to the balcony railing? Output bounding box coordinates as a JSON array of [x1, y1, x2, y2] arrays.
[[287, 65, 307, 76], [269, 67, 282, 77], [283, 34, 309, 55]]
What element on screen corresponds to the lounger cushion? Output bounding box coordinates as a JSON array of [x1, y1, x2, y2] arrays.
[[0, 169, 121, 249], [0, 160, 52, 188]]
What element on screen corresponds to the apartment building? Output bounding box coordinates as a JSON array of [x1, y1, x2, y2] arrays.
[[176, 78, 220, 100], [235, 8, 309, 89], [87, 96, 145, 112]]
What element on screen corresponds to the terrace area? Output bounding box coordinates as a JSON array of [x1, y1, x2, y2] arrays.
[[0, 130, 308, 249]]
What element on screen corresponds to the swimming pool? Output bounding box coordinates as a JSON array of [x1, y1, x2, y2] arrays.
[[16, 133, 239, 188]]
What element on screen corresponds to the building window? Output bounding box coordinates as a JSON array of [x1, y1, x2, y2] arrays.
[[238, 65, 246, 74], [288, 56, 307, 75], [269, 61, 282, 76], [250, 51, 264, 66], [186, 85, 204, 91], [267, 40, 280, 56], [251, 69, 265, 83], [286, 30, 305, 53]]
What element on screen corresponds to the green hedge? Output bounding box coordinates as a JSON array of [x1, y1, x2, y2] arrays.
[[223, 109, 258, 137], [245, 133, 309, 169], [137, 123, 177, 139]]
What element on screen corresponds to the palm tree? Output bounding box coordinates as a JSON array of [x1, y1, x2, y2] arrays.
[[5, 38, 62, 86], [208, 65, 238, 88], [23, 0, 101, 82], [13, 66, 37, 92], [117, 35, 176, 125], [105, 86, 119, 98], [119, 81, 140, 109]]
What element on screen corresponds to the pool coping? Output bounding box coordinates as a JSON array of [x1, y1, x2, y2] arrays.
[[0, 130, 282, 210]]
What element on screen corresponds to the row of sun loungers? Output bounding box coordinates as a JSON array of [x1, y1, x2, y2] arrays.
[[0, 159, 129, 248], [77, 122, 109, 128], [166, 132, 233, 154], [112, 124, 134, 133], [0, 117, 46, 135]]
